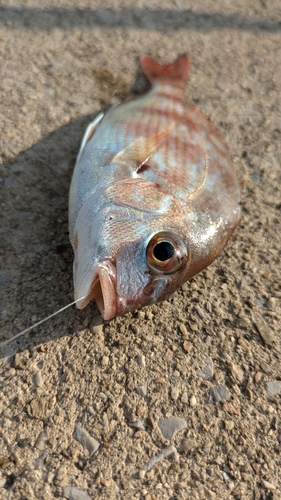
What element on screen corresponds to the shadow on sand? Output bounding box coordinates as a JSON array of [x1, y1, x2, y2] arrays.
[[0, 6, 280, 32], [0, 113, 102, 356]]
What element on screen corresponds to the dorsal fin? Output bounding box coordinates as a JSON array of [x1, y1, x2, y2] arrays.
[[140, 54, 189, 89], [76, 112, 104, 163]]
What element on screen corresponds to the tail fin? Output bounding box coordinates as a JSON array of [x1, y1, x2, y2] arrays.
[[140, 54, 189, 89]]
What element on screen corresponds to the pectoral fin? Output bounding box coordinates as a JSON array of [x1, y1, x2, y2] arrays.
[[112, 123, 175, 173]]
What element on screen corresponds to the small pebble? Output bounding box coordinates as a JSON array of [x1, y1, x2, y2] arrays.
[[164, 349, 173, 361], [260, 362, 271, 374], [4, 368, 16, 378], [237, 337, 250, 350], [128, 420, 146, 431], [178, 438, 196, 453], [3, 419, 12, 428], [181, 392, 188, 404], [101, 356, 109, 367], [209, 385, 230, 403], [189, 323, 198, 332], [63, 486, 91, 500], [135, 384, 147, 398], [139, 470, 146, 479], [179, 323, 188, 337], [13, 353, 28, 370], [171, 386, 179, 401], [265, 380, 281, 398], [0, 299, 7, 313], [0, 457, 10, 467], [4, 177, 13, 187], [33, 371, 43, 388], [194, 304, 205, 319], [190, 395, 197, 406], [19, 211, 32, 222], [229, 363, 244, 383], [56, 468, 66, 481], [224, 420, 235, 431], [222, 471, 230, 481], [27, 397, 49, 419], [158, 417, 187, 441], [87, 406, 95, 416], [89, 315, 104, 334], [137, 354, 146, 368], [197, 358, 213, 380], [34, 430, 48, 451], [254, 372, 262, 383], [33, 449, 48, 470], [182, 340, 192, 352], [0, 274, 10, 286], [73, 423, 100, 457], [136, 404, 146, 416], [57, 351, 63, 364], [144, 445, 177, 471], [263, 480, 276, 491], [267, 297, 276, 311], [254, 318, 276, 345], [222, 402, 239, 415]]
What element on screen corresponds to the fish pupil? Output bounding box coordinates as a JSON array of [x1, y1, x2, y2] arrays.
[[153, 241, 175, 262]]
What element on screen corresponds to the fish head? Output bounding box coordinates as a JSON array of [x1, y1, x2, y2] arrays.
[[74, 227, 190, 320], [72, 179, 191, 320]]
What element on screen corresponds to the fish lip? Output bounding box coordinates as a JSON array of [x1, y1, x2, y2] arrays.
[[75, 261, 117, 320]]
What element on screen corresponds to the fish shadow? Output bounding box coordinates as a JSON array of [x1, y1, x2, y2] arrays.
[[0, 113, 102, 356]]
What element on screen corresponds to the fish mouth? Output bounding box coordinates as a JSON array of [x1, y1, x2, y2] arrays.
[[75, 262, 117, 320]]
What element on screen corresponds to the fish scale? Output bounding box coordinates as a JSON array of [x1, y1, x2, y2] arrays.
[[110, 95, 214, 199], [69, 54, 240, 320]]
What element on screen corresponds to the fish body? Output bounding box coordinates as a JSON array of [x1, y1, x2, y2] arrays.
[[69, 55, 240, 320]]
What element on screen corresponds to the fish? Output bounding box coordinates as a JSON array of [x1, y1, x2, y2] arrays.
[[69, 54, 241, 320]]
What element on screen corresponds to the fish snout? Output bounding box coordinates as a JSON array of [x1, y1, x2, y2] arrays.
[[75, 261, 117, 320]]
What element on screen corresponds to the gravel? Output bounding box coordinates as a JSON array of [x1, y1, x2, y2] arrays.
[[158, 416, 187, 440], [143, 445, 178, 471], [73, 423, 100, 457], [265, 380, 281, 398], [254, 318, 277, 346], [197, 357, 214, 380], [0, 2, 281, 498], [209, 385, 230, 403], [63, 486, 91, 500]]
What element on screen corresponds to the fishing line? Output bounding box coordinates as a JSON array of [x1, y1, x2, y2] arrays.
[[0, 296, 86, 348]]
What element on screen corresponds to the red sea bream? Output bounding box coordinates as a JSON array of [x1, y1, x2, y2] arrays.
[[69, 55, 241, 320]]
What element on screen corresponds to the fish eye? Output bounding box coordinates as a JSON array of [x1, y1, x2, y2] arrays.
[[146, 231, 188, 274], [153, 241, 175, 261]]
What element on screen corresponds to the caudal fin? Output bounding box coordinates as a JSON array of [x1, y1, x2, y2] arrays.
[[140, 54, 189, 89]]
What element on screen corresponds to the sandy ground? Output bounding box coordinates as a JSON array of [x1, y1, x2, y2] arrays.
[[0, 1, 281, 499]]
